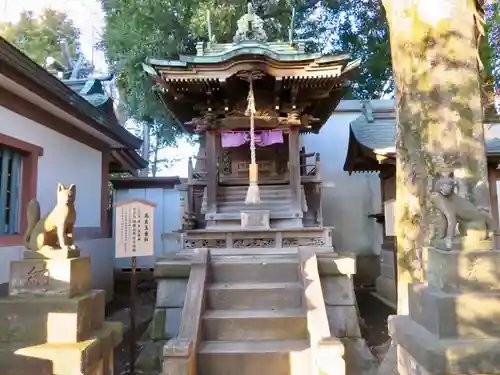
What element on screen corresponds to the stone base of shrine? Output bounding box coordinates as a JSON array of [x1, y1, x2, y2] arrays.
[[166, 226, 334, 251]]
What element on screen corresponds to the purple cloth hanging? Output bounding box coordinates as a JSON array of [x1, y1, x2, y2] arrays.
[[220, 129, 284, 148], [257, 129, 283, 147], [221, 132, 248, 148]]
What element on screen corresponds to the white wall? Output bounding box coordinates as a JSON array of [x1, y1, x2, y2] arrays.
[[0, 105, 102, 227], [113, 187, 181, 269], [301, 105, 382, 255]]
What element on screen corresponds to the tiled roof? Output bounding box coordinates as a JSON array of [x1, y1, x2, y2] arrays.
[[349, 103, 500, 156], [0, 37, 142, 150]]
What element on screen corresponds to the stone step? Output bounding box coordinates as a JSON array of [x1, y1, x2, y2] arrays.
[[206, 281, 303, 310], [219, 185, 291, 192], [197, 340, 310, 375], [217, 202, 292, 213], [218, 192, 292, 202], [211, 257, 300, 283], [202, 309, 307, 341]]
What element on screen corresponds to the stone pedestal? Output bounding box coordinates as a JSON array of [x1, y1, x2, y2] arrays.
[[390, 248, 500, 374], [0, 250, 123, 375]]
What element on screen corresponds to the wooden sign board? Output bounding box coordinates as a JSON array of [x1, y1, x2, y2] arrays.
[[384, 199, 396, 237], [114, 199, 156, 258]]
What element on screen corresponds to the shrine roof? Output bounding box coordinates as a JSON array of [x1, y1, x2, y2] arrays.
[[148, 43, 349, 67], [344, 100, 500, 173], [144, 4, 360, 134], [63, 75, 148, 172]]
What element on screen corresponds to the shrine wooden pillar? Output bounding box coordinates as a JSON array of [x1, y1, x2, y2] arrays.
[[205, 131, 218, 214], [288, 127, 302, 214]]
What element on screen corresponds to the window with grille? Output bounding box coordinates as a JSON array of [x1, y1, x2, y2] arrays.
[[0, 146, 22, 235]]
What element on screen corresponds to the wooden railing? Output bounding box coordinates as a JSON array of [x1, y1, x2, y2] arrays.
[[300, 148, 321, 179], [162, 248, 209, 375]]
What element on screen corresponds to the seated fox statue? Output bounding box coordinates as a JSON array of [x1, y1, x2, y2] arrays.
[[23, 183, 77, 251]]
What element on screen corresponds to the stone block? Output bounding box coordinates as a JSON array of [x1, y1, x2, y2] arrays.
[[156, 279, 187, 308], [321, 276, 355, 306], [240, 210, 270, 229], [409, 282, 500, 339], [390, 314, 500, 374], [427, 247, 500, 293], [340, 338, 378, 375], [326, 306, 361, 338], [9, 257, 91, 298], [165, 307, 183, 339], [317, 337, 346, 375], [0, 321, 121, 375], [317, 254, 356, 276], [154, 253, 191, 278], [0, 289, 105, 345], [151, 308, 166, 340], [397, 345, 432, 375]]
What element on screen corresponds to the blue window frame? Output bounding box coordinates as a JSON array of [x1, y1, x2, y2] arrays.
[[0, 146, 22, 235]]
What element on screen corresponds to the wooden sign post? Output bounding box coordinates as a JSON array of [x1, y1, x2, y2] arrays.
[[114, 199, 156, 375]]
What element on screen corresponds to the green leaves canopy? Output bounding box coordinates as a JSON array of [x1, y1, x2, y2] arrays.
[[0, 8, 81, 67]]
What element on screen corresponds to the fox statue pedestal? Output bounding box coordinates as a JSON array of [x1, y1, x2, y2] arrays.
[[0, 250, 122, 375], [390, 248, 500, 375]]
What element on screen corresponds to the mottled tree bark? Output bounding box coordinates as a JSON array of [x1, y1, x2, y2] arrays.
[[382, 0, 489, 315]]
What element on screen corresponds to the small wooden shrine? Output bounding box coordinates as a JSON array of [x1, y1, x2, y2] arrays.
[[144, 3, 360, 236]]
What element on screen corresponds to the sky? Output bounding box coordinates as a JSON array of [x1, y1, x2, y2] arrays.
[[0, 0, 198, 177]]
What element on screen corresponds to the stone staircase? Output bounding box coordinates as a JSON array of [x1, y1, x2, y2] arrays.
[[207, 185, 302, 229], [216, 185, 293, 213], [197, 254, 311, 375]]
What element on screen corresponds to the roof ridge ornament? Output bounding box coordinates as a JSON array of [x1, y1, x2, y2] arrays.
[[233, 2, 267, 44]]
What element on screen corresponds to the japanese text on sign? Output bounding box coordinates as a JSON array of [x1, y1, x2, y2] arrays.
[[114, 199, 156, 258]]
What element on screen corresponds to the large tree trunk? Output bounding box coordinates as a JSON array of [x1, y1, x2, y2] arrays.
[[382, 0, 488, 315], [372, 1, 489, 374]]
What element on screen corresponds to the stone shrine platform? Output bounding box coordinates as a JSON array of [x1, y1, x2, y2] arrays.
[[163, 227, 334, 252]]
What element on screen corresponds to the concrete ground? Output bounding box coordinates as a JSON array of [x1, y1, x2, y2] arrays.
[[106, 279, 157, 375]]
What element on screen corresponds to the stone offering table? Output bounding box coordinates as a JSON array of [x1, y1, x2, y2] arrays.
[[390, 247, 500, 375], [0, 248, 122, 375]]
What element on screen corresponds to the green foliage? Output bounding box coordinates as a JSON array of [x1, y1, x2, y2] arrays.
[[0, 8, 81, 67], [318, 0, 393, 99]]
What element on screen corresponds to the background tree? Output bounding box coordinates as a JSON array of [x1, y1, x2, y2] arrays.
[[0, 8, 82, 67]]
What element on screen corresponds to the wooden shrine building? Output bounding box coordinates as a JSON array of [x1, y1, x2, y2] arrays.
[[143, 4, 360, 249]]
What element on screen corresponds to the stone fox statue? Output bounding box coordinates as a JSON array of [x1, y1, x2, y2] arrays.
[[23, 183, 77, 251], [431, 172, 496, 243]]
